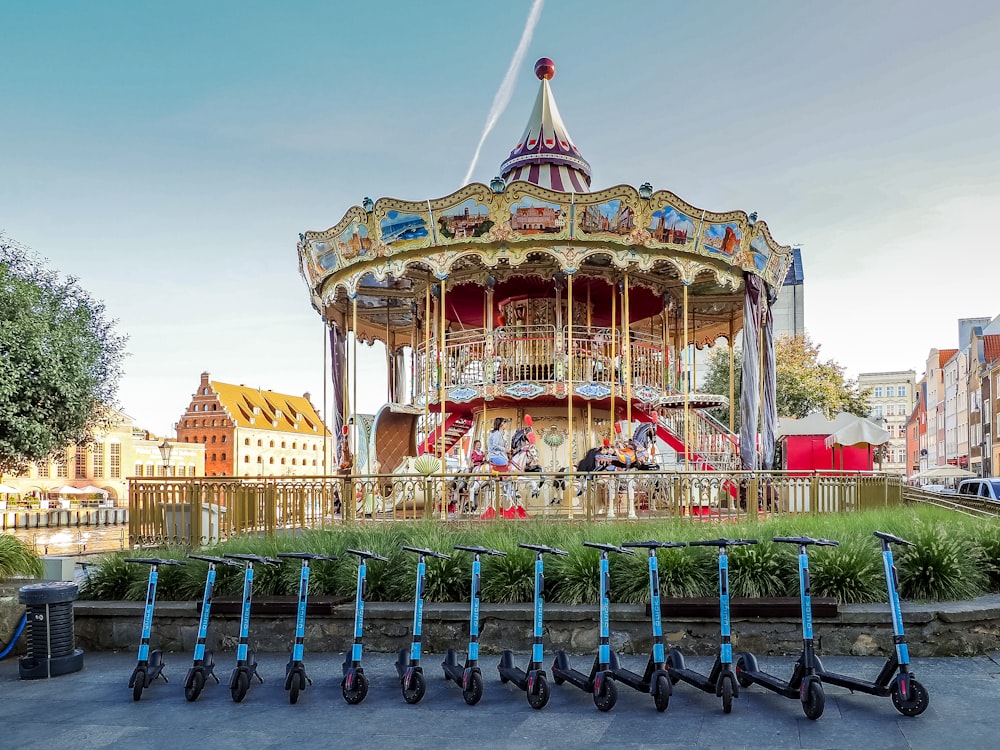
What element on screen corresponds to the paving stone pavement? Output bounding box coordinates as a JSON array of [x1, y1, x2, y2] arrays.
[[2, 651, 998, 749]]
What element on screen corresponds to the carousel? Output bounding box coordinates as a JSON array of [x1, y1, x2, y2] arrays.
[[297, 58, 793, 520]]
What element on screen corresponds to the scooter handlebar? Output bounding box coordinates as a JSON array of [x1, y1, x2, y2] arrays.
[[223, 553, 282, 565], [582, 541, 634, 555], [276, 552, 339, 561], [452, 544, 507, 557], [621, 540, 686, 550], [873, 530, 913, 547], [772, 536, 839, 547], [401, 545, 451, 559], [345, 548, 390, 562], [125, 558, 186, 566], [688, 538, 758, 548], [517, 543, 569, 556], [187, 554, 242, 567]]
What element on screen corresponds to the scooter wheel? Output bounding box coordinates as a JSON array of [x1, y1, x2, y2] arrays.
[[721, 674, 734, 714], [594, 677, 617, 712], [463, 671, 484, 706], [343, 672, 369, 704], [802, 679, 825, 720], [734, 656, 753, 689], [232, 671, 250, 703], [288, 671, 303, 705], [402, 671, 426, 704], [891, 677, 929, 717], [665, 648, 683, 685], [132, 669, 146, 702], [653, 674, 670, 712], [527, 674, 549, 710], [185, 670, 205, 702]]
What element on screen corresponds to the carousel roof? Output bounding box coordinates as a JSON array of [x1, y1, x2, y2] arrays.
[[498, 58, 592, 192]]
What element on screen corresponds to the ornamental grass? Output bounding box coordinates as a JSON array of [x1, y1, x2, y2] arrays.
[[79, 506, 1000, 606]]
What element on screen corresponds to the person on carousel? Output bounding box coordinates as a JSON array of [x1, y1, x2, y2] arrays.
[[487, 417, 509, 472], [469, 439, 486, 470]]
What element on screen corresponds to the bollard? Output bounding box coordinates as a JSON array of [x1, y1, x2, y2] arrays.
[[18, 582, 85, 679]]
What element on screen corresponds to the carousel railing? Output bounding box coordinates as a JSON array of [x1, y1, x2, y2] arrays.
[[654, 408, 739, 469], [128, 470, 904, 547], [414, 325, 668, 395]]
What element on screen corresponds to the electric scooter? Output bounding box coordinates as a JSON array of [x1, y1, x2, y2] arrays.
[[277, 552, 337, 704], [813, 531, 929, 716], [551, 542, 634, 711], [734, 536, 837, 720], [126, 557, 185, 701], [183, 554, 241, 701], [341, 548, 389, 704], [395, 545, 451, 704], [497, 543, 569, 709], [666, 538, 757, 714], [442, 544, 507, 705], [609, 540, 686, 712], [224, 553, 280, 703]]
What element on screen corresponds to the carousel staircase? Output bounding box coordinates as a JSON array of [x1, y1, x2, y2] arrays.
[[637, 405, 739, 472], [417, 411, 474, 456]]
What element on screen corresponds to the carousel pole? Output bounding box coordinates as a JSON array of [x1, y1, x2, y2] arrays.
[[728, 313, 736, 434], [422, 282, 431, 521], [624, 273, 632, 438], [566, 271, 575, 519], [586, 284, 593, 451], [439, 278, 448, 520], [661, 298, 669, 401], [610, 280, 617, 443], [322, 318, 328, 477], [351, 295, 359, 521], [682, 282, 690, 473]]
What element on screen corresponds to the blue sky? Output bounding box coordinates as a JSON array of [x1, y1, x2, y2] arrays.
[[3, 1, 999, 435]]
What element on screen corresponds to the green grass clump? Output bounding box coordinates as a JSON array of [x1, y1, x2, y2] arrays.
[[896, 523, 986, 602], [807, 539, 884, 604], [0, 535, 43, 580], [727, 540, 793, 598]]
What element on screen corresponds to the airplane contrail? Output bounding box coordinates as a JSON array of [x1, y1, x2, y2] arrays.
[[462, 0, 544, 186]]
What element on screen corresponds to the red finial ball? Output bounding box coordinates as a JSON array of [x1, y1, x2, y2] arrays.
[[534, 57, 556, 80]]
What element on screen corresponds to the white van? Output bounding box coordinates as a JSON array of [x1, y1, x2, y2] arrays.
[[956, 478, 1000, 503]]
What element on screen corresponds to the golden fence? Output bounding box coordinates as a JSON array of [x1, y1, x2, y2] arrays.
[[129, 470, 904, 548]]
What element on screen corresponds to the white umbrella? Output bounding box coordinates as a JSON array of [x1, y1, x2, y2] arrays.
[[81, 485, 109, 497], [914, 465, 976, 479], [0, 483, 21, 494], [823, 417, 890, 449], [56, 485, 84, 495]]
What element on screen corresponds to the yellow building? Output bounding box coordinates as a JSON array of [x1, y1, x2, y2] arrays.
[[0, 411, 204, 506]]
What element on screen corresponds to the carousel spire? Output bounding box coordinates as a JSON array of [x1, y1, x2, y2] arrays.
[[499, 58, 592, 193]]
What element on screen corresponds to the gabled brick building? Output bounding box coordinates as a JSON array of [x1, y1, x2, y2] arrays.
[[175, 372, 331, 477]]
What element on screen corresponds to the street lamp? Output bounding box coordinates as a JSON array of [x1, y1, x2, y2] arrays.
[[158, 438, 173, 477]]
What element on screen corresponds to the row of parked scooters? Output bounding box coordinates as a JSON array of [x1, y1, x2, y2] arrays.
[[125, 531, 928, 719]]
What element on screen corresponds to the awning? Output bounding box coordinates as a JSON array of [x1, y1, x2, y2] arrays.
[[823, 417, 890, 449]]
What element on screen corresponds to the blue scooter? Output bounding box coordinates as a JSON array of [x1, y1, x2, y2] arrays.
[[395, 545, 451, 703], [497, 543, 569, 709], [183, 554, 241, 701], [814, 531, 929, 716], [735, 536, 837, 720], [551, 542, 634, 711], [277, 552, 337, 704], [342, 548, 389, 704], [666, 538, 757, 714], [442, 544, 507, 705], [224, 553, 280, 703], [609, 540, 686, 712], [126, 557, 185, 701]]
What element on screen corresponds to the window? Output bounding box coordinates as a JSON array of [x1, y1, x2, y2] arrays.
[[281, 441, 286, 449], [257, 456, 263, 463], [281, 458, 286, 465], [75, 446, 88, 478], [202, 436, 207, 443], [110, 443, 121, 478], [135, 463, 143, 477], [221, 435, 227, 443], [269, 457, 274, 464], [244, 456, 250, 463], [221, 453, 226, 462], [898, 385, 907, 398], [244, 438, 250, 446], [873, 405, 883, 418], [874, 386, 883, 398], [885, 386, 895, 397], [269, 440, 274, 448], [188, 466, 196, 476], [292, 458, 297, 465], [898, 403, 906, 416], [211, 435, 217, 443], [147, 464, 155, 476], [211, 453, 217, 462], [203, 387, 209, 395], [257, 439, 263, 447], [292, 442, 297, 450]]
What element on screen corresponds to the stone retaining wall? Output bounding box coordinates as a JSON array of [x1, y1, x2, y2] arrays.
[[64, 595, 1000, 658]]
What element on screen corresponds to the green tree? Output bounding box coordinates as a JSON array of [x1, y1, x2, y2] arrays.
[[0, 233, 127, 474], [702, 334, 870, 433]]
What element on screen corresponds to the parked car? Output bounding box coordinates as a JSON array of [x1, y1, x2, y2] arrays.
[[922, 484, 956, 495], [956, 478, 1000, 503]]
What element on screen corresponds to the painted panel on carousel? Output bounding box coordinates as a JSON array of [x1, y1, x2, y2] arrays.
[[379, 209, 430, 249], [448, 386, 479, 403], [575, 198, 637, 238], [703, 222, 742, 258], [318, 221, 372, 271], [648, 206, 696, 246], [435, 198, 495, 242], [508, 196, 567, 237], [575, 382, 612, 399], [504, 382, 545, 399], [735, 234, 769, 275]]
